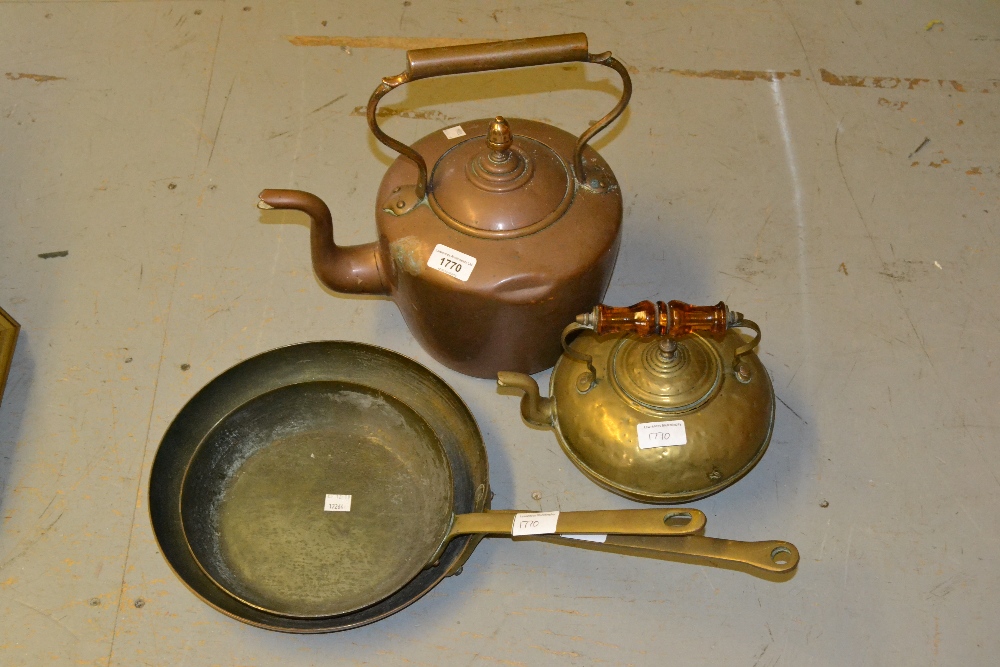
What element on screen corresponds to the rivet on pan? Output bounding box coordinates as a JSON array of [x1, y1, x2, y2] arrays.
[[133, 598, 145, 608], [396, 200, 406, 208]]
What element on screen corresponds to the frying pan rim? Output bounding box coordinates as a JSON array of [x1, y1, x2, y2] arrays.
[[177, 378, 458, 620], [148, 340, 489, 632]]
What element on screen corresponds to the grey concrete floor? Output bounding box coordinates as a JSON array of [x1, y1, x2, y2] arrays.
[[1, 1, 999, 665]]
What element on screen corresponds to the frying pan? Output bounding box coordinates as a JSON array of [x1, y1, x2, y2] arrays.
[[150, 342, 797, 633]]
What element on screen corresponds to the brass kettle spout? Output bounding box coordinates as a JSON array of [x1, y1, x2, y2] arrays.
[[258, 189, 387, 295], [497, 372, 553, 427]]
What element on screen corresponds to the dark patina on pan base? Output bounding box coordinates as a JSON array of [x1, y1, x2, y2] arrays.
[[149, 342, 489, 633]]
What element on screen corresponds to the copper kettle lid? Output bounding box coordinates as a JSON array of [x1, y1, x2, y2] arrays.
[[428, 116, 573, 236]]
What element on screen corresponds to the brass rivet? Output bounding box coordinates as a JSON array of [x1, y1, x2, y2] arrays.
[[735, 362, 752, 382], [396, 200, 405, 208]]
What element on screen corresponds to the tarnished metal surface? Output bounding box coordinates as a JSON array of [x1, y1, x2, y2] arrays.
[[157, 342, 791, 632], [5, 2, 1000, 663], [258, 32, 632, 378], [500, 304, 776, 503], [181, 380, 455, 619], [149, 342, 490, 632], [541, 534, 799, 575]]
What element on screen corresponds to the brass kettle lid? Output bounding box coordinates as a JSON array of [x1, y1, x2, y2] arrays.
[[611, 336, 722, 413], [428, 117, 574, 236]]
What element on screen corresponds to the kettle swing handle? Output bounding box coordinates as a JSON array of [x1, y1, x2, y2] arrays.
[[367, 32, 633, 201], [498, 303, 763, 425]]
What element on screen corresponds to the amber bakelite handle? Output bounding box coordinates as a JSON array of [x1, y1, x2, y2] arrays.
[[367, 33, 632, 199], [578, 300, 732, 337]]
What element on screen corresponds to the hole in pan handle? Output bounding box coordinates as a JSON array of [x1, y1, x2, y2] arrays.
[[542, 534, 800, 574]]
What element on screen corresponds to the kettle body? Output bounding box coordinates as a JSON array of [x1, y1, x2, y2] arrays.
[[258, 34, 631, 378], [373, 117, 622, 376]]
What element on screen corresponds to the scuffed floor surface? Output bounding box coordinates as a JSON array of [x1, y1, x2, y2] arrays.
[[1, 1, 998, 664]]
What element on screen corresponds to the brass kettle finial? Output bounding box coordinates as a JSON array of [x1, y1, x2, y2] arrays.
[[487, 116, 513, 162]]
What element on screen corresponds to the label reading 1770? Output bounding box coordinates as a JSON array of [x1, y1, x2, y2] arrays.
[[637, 420, 688, 449], [427, 244, 477, 282], [511, 511, 560, 536]]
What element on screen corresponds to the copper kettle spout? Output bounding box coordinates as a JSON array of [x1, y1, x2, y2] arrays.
[[258, 189, 387, 295]]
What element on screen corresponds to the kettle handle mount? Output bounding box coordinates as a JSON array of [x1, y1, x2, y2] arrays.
[[567, 300, 763, 390], [367, 33, 632, 200]]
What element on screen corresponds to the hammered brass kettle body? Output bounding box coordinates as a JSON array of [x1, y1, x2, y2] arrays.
[[258, 34, 631, 378], [498, 300, 775, 503]]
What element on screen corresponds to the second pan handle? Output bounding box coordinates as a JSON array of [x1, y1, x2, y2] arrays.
[[367, 33, 632, 199], [541, 534, 800, 574], [449, 508, 706, 538]]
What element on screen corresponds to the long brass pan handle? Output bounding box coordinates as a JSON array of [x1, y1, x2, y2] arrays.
[[542, 534, 800, 575], [366, 32, 632, 199], [449, 508, 706, 538]]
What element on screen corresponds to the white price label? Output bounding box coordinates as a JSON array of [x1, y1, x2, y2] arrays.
[[562, 534, 608, 543], [427, 244, 477, 282], [324, 494, 352, 512], [637, 420, 688, 449], [443, 125, 466, 139], [512, 511, 560, 536]]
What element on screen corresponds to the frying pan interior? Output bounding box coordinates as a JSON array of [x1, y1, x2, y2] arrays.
[[181, 380, 456, 619], [150, 341, 489, 632]]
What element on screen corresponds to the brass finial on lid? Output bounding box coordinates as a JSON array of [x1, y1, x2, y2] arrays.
[[487, 116, 513, 162]]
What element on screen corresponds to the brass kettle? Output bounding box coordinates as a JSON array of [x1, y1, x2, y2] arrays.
[[258, 34, 631, 378], [498, 300, 775, 504]]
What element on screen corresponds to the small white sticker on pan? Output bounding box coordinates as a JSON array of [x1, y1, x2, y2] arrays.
[[512, 511, 560, 536], [427, 244, 477, 281], [562, 534, 608, 543], [637, 420, 688, 449], [443, 125, 466, 139], [324, 494, 352, 512]]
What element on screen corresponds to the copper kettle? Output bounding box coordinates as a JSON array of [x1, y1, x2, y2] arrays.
[[258, 33, 631, 378]]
